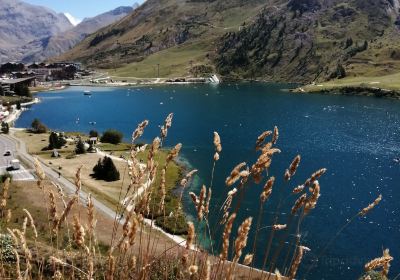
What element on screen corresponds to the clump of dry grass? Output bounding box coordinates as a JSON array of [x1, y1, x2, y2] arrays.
[[359, 194, 383, 217], [364, 249, 393, 276]]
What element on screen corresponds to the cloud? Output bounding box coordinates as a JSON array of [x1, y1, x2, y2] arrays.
[[64, 12, 82, 26]]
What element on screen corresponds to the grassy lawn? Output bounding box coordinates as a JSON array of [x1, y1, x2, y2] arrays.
[[301, 72, 400, 93], [111, 40, 213, 79], [0, 96, 32, 105], [13, 130, 186, 234]]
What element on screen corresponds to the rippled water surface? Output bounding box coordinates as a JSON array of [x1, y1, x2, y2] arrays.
[[16, 84, 400, 279]]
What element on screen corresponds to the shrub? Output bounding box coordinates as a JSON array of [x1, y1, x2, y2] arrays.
[[48, 132, 66, 150], [75, 139, 86, 154], [31, 118, 47, 134], [16, 102, 21, 110], [1, 122, 9, 134], [92, 156, 120, 182], [100, 129, 123, 144]]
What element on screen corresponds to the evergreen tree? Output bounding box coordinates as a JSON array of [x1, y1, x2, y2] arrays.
[[92, 156, 120, 182], [31, 118, 48, 133], [75, 139, 86, 154], [100, 129, 123, 144], [16, 102, 21, 110], [48, 132, 66, 150]]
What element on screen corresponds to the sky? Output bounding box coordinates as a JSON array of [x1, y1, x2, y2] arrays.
[[24, 0, 143, 24]]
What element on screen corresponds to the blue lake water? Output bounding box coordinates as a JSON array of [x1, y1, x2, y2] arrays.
[[16, 84, 400, 279]]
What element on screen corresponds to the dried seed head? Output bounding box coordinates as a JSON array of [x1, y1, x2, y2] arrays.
[[226, 162, 247, 186], [180, 169, 198, 188], [291, 194, 307, 215], [201, 258, 211, 280], [234, 217, 253, 260], [186, 222, 195, 250], [166, 143, 182, 163], [288, 246, 309, 279], [159, 168, 166, 212], [132, 120, 149, 143], [359, 194, 382, 217], [304, 168, 327, 186], [382, 249, 392, 276], [220, 213, 236, 261], [0, 178, 10, 209], [23, 209, 38, 238], [204, 188, 212, 216], [260, 177, 275, 203], [33, 157, 45, 181], [272, 224, 287, 231], [129, 214, 139, 246], [365, 255, 393, 272], [73, 215, 85, 247], [304, 181, 321, 214], [293, 185, 305, 194], [213, 132, 222, 153], [285, 155, 301, 181], [243, 254, 253, 266], [255, 130, 272, 150], [272, 126, 279, 145], [74, 165, 83, 194], [214, 152, 220, 161]]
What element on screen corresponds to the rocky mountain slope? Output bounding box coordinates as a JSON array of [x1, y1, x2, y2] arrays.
[[58, 0, 400, 82], [55, 0, 269, 69], [216, 0, 400, 82], [0, 0, 72, 63], [16, 5, 137, 63]]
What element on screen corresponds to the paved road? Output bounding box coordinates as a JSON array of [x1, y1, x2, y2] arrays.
[[0, 134, 34, 181]]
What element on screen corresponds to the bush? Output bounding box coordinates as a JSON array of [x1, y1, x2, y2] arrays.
[[16, 102, 21, 110], [1, 122, 9, 134], [100, 129, 123, 144], [31, 118, 47, 134], [92, 156, 120, 182], [89, 130, 99, 138], [48, 132, 66, 150], [75, 139, 86, 154]]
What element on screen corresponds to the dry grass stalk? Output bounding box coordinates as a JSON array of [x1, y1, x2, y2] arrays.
[[221, 188, 237, 225], [214, 132, 222, 153], [128, 214, 140, 246], [186, 222, 195, 250], [359, 194, 383, 217], [304, 181, 321, 214], [33, 157, 46, 188], [5, 209, 11, 223], [54, 195, 77, 231], [304, 168, 327, 187], [293, 185, 305, 194], [106, 255, 115, 280], [166, 143, 182, 163], [189, 185, 207, 221], [233, 217, 253, 262], [272, 224, 287, 231], [201, 258, 211, 280], [255, 130, 272, 150], [12, 248, 22, 280], [159, 168, 166, 212], [73, 215, 85, 247], [291, 194, 307, 215], [225, 162, 247, 186], [284, 155, 301, 181], [260, 177, 275, 203], [132, 120, 149, 143], [0, 177, 10, 210], [14, 228, 32, 276], [382, 249, 392, 277], [75, 165, 83, 195], [23, 208, 38, 238], [272, 126, 279, 145], [161, 113, 173, 139], [275, 269, 283, 280], [204, 187, 212, 216], [87, 194, 96, 241], [220, 213, 236, 261], [288, 246, 309, 279], [364, 250, 393, 273]]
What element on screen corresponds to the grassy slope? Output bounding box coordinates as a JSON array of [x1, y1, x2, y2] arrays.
[[56, 0, 266, 79]]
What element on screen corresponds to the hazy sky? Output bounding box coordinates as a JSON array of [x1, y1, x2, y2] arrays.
[[24, 0, 143, 23]]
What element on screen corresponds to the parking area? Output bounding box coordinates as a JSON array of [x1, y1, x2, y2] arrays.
[[0, 135, 35, 181]]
